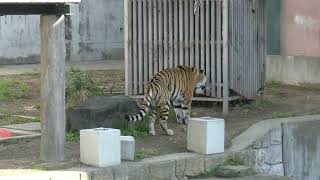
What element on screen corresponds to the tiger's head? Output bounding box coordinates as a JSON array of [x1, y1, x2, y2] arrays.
[[194, 69, 207, 95]]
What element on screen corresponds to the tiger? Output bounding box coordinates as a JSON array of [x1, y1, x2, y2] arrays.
[[125, 66, 207, 136]]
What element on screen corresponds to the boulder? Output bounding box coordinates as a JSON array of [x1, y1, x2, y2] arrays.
[[66, 96, 141, 132]]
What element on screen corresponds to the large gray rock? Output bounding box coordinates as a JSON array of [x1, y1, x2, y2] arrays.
[[66, 96, 141, 132]]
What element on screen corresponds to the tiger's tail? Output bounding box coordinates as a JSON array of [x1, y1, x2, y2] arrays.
[[125, 87, 153, 122]]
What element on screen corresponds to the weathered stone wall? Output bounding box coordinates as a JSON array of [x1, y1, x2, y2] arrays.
[[246, 128, 284, 176]]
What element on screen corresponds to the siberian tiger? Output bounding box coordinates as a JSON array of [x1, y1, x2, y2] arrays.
[[125, 66, 207, 136]]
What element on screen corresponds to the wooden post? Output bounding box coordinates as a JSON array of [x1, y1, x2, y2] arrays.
[[124, 0, 131, 95], [40, 15, 66, 162], [222, 0, 229, 115]]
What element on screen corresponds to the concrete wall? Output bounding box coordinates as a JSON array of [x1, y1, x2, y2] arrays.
[[266, 55, 320, 85], [0, 15, 40, 65], [282, 120, 320, 179], [282, 0, 320, 57], [247, 128, 284, 176], [0, 0, 124, 65]]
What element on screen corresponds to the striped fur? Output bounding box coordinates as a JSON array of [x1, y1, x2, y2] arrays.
[[125, 66, 207, 136]]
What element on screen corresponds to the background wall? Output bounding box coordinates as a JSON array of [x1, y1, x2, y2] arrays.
[[282, 0, 320, 57], [266, 0, 281, 55], [0, 0, 124, 65]]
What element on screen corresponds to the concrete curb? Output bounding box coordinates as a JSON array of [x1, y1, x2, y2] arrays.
[[63, 152, 226, 180]]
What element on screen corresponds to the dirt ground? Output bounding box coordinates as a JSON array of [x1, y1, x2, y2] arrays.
[[1, 70, 320, 170]]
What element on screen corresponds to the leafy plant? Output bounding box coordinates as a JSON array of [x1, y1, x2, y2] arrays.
[[65, 67, 102, 107], [65, 132, 80, 142], [223, 156, 245, 166]]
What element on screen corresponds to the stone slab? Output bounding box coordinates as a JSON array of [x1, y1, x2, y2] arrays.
[[1, 122, 41, 132], [120, 136, 135, 161]]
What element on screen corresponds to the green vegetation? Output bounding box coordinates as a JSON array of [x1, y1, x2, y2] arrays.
[[266, 79, 285, 87], [134, 148, 159, 160], [200, 155, 246, 177], [65, 67, 102, 107], [0, 80, 29, 100], [121, 114, 149, 137], [234, 99, 272, 113], [223, 156, 246, 166], [200, 169, 216, 177], [65, 132, 80, 142], [121, 126, 149, 137]]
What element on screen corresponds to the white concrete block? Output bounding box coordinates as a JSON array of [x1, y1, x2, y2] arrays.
[[80, 127, 121, 167], [120, 136, 135, 161], [187, 117, 225, 154]]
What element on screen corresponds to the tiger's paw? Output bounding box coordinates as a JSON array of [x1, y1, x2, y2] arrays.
[[182, 125, 187, 132], [166, 129, 174, 136], [149, 130, 156, 136]]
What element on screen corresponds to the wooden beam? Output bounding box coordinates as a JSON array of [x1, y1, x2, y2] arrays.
[[40, 15, 66, 162], [0, 3, 70, 16]]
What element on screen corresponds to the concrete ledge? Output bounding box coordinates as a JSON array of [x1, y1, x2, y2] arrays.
[[228, 114, 320, 152]]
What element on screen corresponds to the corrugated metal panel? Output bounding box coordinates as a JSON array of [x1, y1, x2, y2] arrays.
[[228, 0, 266, 99]]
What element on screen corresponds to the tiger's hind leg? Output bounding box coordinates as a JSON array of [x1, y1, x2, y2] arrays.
[[148, 107, 157, 136], [181, 98, 192, 125], [158, 100, 174, 136], [173, 101, 183, 124]]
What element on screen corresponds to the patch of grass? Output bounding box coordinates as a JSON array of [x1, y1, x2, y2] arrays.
[[65, 67, 103, 107], [200, 169, 216, 177], [0, 107, 40, 125], [0, 80, 29, 100], [266, 79, 285, 87], [65, 132, 80, 142], [272, 112, 295, 119], [121, 126, 149, 137], [223, 156, 245, 166], [234, 99, 272, 113], [30, 117, 40, 122], [134, 148, 159, 160], [121, 112, 150, 137]]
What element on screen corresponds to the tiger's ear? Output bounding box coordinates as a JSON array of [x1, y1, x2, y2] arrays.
[[199, 69, 205, 74]]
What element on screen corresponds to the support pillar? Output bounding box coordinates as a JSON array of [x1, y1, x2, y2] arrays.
[[40, 15, 66, 162]]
